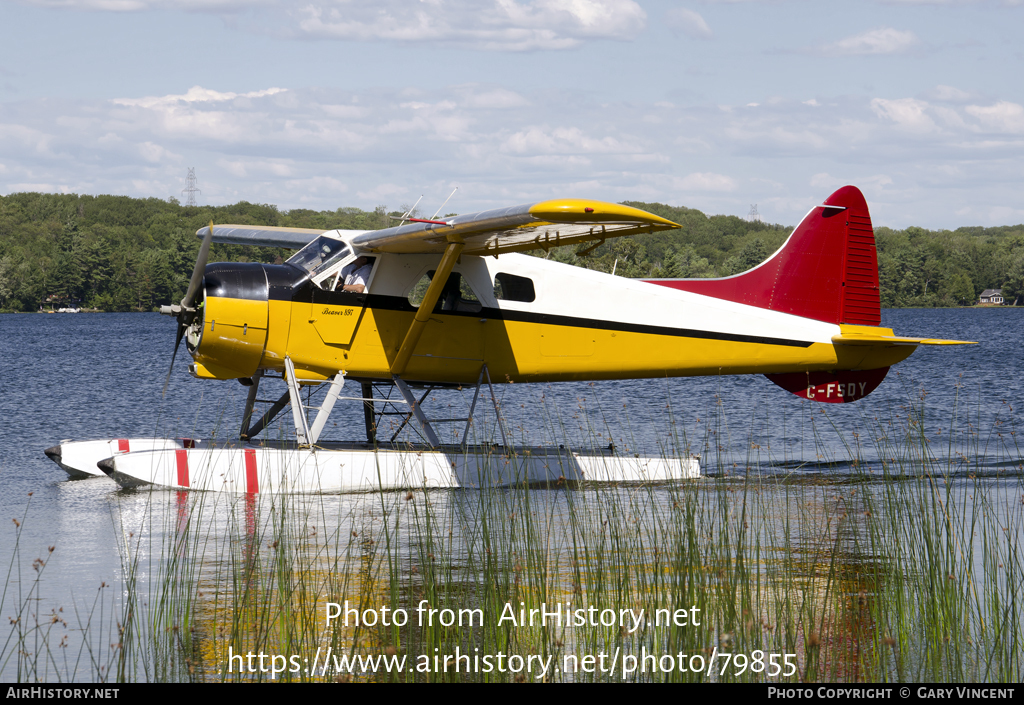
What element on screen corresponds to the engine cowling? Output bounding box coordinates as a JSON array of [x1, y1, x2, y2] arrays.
[[188, 263, 270, 380]]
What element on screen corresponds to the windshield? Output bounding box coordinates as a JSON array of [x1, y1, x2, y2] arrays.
[[287, 236, 351, 275]]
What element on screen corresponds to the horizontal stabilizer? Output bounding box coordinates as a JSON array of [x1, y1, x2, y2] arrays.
[[832, 334, 977, 347]]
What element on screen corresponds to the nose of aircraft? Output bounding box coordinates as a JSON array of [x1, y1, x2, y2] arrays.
[[185, 261, 273, 381]]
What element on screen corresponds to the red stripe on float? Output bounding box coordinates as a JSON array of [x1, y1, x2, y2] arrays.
[[244, 448, 258, 494], [175, 449, 190, 488], [118, 439, 130, 452]]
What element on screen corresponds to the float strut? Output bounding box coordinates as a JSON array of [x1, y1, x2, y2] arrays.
[[483, 365, 509, 448], [362, 381, 376, 443], [392, 376, 441, 447], [308, 371, 345, 444], [239, 369, 263, 440], [243, 391, 290, 440], [284, 357, 312, 446]]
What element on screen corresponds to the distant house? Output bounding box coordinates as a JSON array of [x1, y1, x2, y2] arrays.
[[979, 289, 1004, 305]]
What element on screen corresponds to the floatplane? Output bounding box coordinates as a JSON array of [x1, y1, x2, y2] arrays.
[[45, 185, 972, 492]]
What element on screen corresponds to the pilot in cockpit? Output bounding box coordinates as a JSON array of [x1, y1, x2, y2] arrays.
[[339, 256, 374, 293]]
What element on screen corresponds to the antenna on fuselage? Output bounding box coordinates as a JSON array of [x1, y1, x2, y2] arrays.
[[430, 186, 459, 220]]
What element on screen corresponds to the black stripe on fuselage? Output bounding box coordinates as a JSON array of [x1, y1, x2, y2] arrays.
[[486, 306, 813, 348], [266, 278, 813, 350]]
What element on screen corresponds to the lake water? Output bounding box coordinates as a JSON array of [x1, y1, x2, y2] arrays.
[[2, 308, 1021, 681]]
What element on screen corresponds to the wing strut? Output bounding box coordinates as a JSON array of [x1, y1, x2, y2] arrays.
[[390, 237, 465, 376]]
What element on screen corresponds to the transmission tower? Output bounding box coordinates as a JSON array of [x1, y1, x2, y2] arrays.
[[182, 168, 201, 207], [747, 203, 762, 223]]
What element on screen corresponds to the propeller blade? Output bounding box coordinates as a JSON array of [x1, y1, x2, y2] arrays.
[[181, 220, 214, 310], [162, 321, 186, 398]]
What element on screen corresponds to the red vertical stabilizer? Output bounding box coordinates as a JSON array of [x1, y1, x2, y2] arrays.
[[647, 186, 880, 326]]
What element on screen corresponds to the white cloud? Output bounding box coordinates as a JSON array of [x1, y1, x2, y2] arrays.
[[0, 123, 59, 157], [930, 105, 968, 129], [138, 141, 179, 163], [675, 172, 736, 191], [501, 126, 644, 155], [879, 0, 1017, 5], [20, 0, 149, 8], [809, 172, 835, 189], [869, 96, 1024, 137], [965, 101, 1024, 134], [355, 182, 410, 202], [457, 87, 530, 110], [870, 97, 938, 131], [217, 158, 294, 177], [927, 85, 974, 103], [112, 85, 285, 108], [294, 0, 646, 50], [9, 182, 61, 191], [810, 172, 893, 191], [700, 0, 1016, 3], [4, 84, 1024, 228], [664, 8, 712, 39], [15, 0, 645, 50], [18, 0, 278, 10], [819, 27, 919, 56], [985, 205, 1024, 223]]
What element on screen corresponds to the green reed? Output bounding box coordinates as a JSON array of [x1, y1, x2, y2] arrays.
[[3, 383, 1022, 683]]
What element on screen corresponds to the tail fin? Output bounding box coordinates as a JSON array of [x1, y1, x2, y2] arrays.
[[648, 186, 880, 326]]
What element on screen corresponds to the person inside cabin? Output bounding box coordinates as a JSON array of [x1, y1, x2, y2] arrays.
[[340, 256, 374, 293]]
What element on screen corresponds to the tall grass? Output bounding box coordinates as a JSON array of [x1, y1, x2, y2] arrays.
[[3, 384, 1022, 683]]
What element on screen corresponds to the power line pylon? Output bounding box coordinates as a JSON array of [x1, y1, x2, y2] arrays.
[[182, 168, 201, 208]]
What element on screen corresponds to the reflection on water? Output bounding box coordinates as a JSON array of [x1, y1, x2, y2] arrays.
[[1, 309, 1022, 681]]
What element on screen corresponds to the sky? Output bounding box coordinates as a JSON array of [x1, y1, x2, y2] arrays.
[[1, 0, 1022, 229]]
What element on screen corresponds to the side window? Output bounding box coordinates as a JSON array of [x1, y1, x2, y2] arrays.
[[318, 253, 355, 291], [493, 273, 535, 303], [408, 271, 482, 313], [408, 273, 432, 307]]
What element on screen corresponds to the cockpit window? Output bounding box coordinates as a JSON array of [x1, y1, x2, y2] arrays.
[[287, 236, 351, 275]]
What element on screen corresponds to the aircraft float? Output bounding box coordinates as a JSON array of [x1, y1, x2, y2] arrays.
[[44, 185, 972, 492]]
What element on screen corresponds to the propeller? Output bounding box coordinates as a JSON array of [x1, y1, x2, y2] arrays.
[[161, 221, 215, 396]]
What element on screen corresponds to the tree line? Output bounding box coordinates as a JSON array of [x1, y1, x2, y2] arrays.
[[1, 192, 1022, 312]]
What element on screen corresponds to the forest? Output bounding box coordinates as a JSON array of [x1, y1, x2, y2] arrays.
[[1, 191, 1022, 312]]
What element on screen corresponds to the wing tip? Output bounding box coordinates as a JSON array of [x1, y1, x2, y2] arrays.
[[529, 199, 680, 228]]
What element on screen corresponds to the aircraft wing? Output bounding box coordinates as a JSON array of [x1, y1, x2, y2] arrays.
[[350, 199, 680, 256], [195, 225, 369, 249]]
